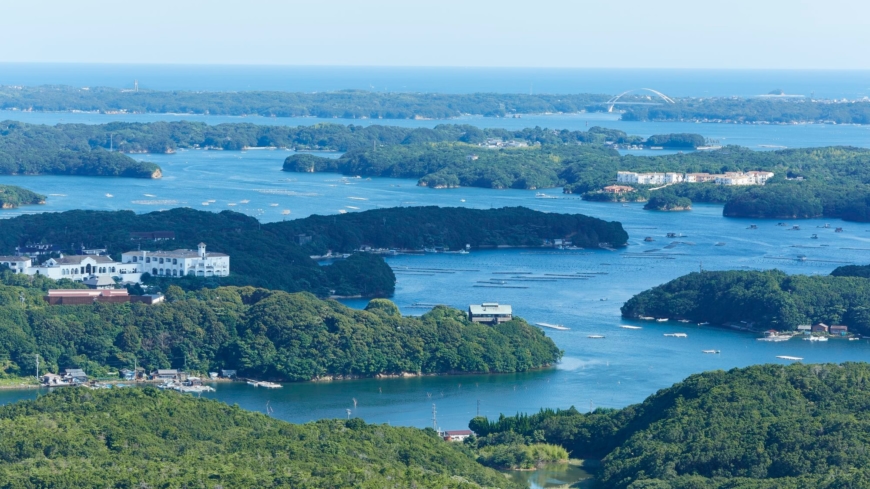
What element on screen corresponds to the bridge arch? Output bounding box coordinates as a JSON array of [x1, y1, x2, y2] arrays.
[[606, 88, 676, 112]]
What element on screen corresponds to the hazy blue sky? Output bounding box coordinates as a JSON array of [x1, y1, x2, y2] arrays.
[[3, 0, 868, 68]]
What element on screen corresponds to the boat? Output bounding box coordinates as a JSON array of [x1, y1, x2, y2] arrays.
[[257, 381, 282, 389], [849, 337, 860, 341], [201, 202, 209, 206], [803, 336, 828, 342], [105, 193, 113, 198], [346, 206, 360, 210], [338, 209, 347, 214], [208, 199, 216, 203], [644, 237, 655, 242], [535, 192, 558, 199], [698, 322, 710, 325], [664, 333, 688, 338], [835, 227, 844, 233], [227, 203, 236, 206], [240, 199, 250, 204], [757, 335, 791, 342], [791, 225, 800, 230], [599, 298, 608, 301], [776, 355, 803, 361], [270, 203, 279, 206], [460, 199, 466, 202], [619, 325, 642, 330], [536, 322, 570, 331], [678, 319, 690, 323], [639, 316, 655, 320], [702, 350, 720, 354], [144, 193, 156, 197], [656, 318, 668, 322], [748, 224, 758, 229], [588, 335, 605, 339], [247, 380, 259, 386], [348, 196, 368, 201], [811, 234, 818, 239]]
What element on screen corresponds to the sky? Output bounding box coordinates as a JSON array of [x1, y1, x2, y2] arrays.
[[2, 0, 869, 69]]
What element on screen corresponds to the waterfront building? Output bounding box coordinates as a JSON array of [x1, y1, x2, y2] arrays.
[[797, 325, 812, 335], [603, 185, 635, 194], [830, 325, 849, 336], [121, 243, 229, 278], [619, 170, 774, 186], [811, 323, 829, 333], [468, 302, 513, 324], [0, 256, 32, 273]]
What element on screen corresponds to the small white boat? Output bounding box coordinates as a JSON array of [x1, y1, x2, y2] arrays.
[[346, 206, 360, 210], [105, 193, 113, 198], [257, 381, 282, 389], [619, 325, 642, 330], [588, 335, 605, 339], [270, 203, 279, 206], [777, 355, 803, 361], [227, 203, 236, 206], [240, 199, 250, 204], [639, 316, 655, 320], [803, 336, 828, 342], [202, 202, 209, 206], [664, 333, 688, 338], [702, 350, 720, 354], [247, 380, 259, 386], [849, 337, 860, 341], [536, 322, 570, 331], [656, 318, 669, 322], [698, 322, 710, 325], [348, 196, 368, 201], [460, 199, 466, 202], [144, 193, 156, 197], [281, 210, 291, 215], [535, 192, 558, 199], [678, 319, 690, 323], [757, 336, 791, 342], [208, 199, 216, 203], [338, 209, 347, 214]]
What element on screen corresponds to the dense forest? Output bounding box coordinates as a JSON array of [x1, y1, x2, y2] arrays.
[[0, 388, 521, 488], [0, 184, 44, 208], [0, 85, 610, 118], [621, 269, 870, 334], [0, 208, 396, 297], [622, 97, 870, 124], [0, 206, 625, 296], [831, 263, 870, 279], [279, 206, 629, 253], [0, 273, 561, 381], [469, 362, 870, 488], [0, 119, 646, 153]]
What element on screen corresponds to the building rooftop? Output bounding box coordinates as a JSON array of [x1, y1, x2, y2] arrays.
[[51, 255, 116, 265], [47, 289, 128, 297], [469, 303, 512, 316], [123, 249, 228, 258], [0, 256, 30, 262]]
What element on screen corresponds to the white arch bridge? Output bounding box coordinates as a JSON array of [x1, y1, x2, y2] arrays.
[[605, 88, 676, 113]]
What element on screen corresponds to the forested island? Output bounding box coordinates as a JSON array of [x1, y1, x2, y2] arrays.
[[470, 362, 870, 488], [5, 86, 870, 124], [0, 271, 561, 382], [622, 96, 870, 124], [621, 269, 870, 335], [281, 206, 629, 253], [288, 142, 870, 222], [0, 185, 45, 208], [0, 206, 621, 297], [0, 388, 521, 488], [0, 119, 646, 153]]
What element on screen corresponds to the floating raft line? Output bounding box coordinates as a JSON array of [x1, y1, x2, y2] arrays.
[[473, 285, 529, 289]]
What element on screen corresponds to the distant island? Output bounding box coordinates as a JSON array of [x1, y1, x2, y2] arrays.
[[0, 185, 45, 208], [470, 362, 870, 487], [0, 388, 521, 488], [621, 269, 870, 335], [4, 86, 870, 124]]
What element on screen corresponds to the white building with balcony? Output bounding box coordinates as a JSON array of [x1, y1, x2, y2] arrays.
[[121, 243, 229, 278]]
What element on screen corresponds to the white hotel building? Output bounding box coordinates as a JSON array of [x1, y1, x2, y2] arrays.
[[121, 243, 230, 279], [2, 243, 228, 285], [617, 170, 774, 186]]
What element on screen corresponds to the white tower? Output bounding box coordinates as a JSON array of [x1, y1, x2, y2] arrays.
[[198, 243, 206, 259]]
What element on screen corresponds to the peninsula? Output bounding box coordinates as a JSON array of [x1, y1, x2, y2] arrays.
[[0, 274, 561, 382], [620, 269, 870, 335], [469, 363, 870, 488], [0, 185, 45, 208]]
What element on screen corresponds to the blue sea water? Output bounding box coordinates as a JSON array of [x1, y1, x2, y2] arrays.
[[2, 64, 870, 99], [0, 149, 868, 429], [0, 66, 868, 434]]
